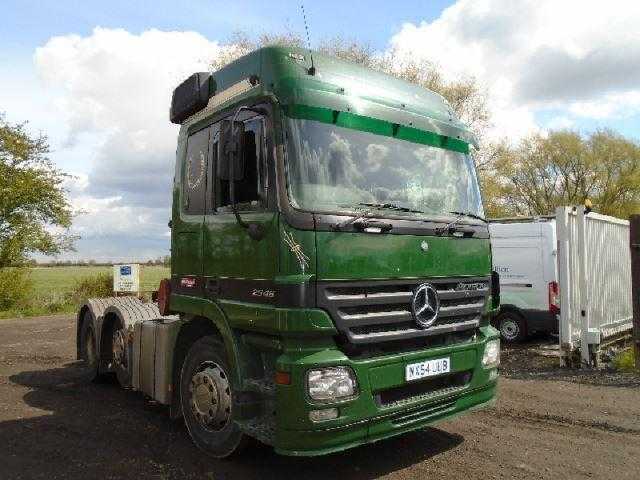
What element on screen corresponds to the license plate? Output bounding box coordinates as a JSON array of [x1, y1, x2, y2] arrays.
[[405, 357, 450, 381]]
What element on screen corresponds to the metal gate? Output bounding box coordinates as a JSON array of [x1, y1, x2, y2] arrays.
[[556, 206, 633, 365]]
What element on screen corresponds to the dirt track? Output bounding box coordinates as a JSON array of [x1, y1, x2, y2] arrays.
[[1, 315, 639, 480]]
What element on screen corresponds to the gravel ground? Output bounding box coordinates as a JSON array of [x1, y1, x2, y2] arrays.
[[1, 315, 639, 480]]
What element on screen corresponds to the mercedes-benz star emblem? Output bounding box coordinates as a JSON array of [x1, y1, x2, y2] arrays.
[[411, 283, 440, 328]]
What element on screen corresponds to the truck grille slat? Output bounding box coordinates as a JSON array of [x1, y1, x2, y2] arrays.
[[341, 309, 412, 326], [350, 319, 480, 343], [438, 303, 485, 317], [318, 277, 489, 345], [436, 288, 488, 300]]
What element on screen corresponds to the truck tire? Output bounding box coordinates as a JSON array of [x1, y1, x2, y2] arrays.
[[111, 323, 131, 388], [78, 313, 99, 382], [498, 312, 527, 343], [180, 335, 247, 458]]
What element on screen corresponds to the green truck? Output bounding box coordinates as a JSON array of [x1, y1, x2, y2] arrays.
[[76, 46, 501, 458]]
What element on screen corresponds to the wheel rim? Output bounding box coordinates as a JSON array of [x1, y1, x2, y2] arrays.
[[501, 318, 519, 340], [189, 362, 232, 431], [83, 328, 96, 366], [112, 329, 127, 370]]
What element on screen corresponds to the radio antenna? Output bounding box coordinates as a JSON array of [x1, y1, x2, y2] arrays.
[[301, 3, 315, 75]]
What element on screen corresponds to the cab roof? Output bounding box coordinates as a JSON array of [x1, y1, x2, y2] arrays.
[[186, 46, 475, 146]]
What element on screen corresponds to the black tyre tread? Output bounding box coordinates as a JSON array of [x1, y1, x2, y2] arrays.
[[78, 316, 99, 382], [103, 297, 178, 326]]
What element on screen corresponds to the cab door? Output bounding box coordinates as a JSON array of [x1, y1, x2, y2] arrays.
[[171, 125, 211, 296], [202, 107, 279, 313]]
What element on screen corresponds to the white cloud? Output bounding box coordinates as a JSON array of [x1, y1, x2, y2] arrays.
[[388, 0, 640, 140], [545, 116, 574, 131], [34, 28, 223, 260], [569, 91, 640, 120]]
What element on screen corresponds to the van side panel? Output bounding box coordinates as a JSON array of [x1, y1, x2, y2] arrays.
[[491, 223, 545, 310], [541, 220, 558, 288], [490, 222, 559, 335]]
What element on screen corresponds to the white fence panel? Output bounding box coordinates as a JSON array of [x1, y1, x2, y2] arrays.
[[556, 206, 632, 365], [557, 207, 579, 353], [585, 213, 633, 338]]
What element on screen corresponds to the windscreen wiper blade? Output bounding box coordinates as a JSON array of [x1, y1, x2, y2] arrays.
[[437, 211, 486, 236], [447, 211, 488, 223], [358, 202, 424, 213], [333, 207, 374, 231], [333, 203, 424, 231]]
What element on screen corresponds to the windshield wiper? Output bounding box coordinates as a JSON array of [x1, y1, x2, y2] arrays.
[[436, 211, 486, 236], [333, 207, 374, 231], [357, 202, 424, 213], [333, 203, 424, 231], [447, 211, 487, 223]]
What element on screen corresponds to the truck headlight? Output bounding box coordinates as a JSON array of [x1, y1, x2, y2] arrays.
[[307, 367, 357, 401], [482, 339, 500, 368]]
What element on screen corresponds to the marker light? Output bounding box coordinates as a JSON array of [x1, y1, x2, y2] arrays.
[[309, 408, 339, 422]]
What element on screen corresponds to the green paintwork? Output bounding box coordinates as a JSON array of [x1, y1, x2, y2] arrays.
[[284, 104, 469, 153], [316, 232, 491, 280], [179, 46, 475, 149], [167, 46, 497, 456], [273, 325, 499, 455]]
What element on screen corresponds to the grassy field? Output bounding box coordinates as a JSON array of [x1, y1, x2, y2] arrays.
[[1, 265, 170, 319], [29, 265, 169, 294]]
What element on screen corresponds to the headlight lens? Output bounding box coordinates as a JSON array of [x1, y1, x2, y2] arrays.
[[482, 339, 500, 368], [307, 366, 357, 401]]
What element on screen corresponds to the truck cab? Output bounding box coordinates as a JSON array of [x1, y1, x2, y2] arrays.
[[79, 46, 501, 458]]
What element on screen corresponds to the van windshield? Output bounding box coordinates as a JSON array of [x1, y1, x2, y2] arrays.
[[285, 118, 484, 219]]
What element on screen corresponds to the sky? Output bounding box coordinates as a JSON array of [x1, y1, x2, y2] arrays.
[[2, 0, 639, 261]]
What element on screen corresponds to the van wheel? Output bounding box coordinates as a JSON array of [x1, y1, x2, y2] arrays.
[[498, 312, 527, 343], [79, 314, 99, 382], [180, 335, 247, 458]]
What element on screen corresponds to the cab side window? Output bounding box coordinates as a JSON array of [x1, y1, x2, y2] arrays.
[[217, 117, 266, 211], [183, 126, 210, 214]]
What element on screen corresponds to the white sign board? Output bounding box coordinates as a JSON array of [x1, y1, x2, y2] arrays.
[[113, 264, 140, 293]]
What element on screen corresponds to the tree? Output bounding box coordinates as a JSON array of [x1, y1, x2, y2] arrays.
[[0, 114, 75, 268], [489, 129, 640, 218]]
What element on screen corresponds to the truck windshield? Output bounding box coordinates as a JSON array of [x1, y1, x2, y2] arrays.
[[285, 118, 484, 219]]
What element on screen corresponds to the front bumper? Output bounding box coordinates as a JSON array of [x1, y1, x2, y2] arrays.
[[273, 325, 499, 456]]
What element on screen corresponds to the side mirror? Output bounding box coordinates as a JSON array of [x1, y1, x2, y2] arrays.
[[218, 119, 245, 181]]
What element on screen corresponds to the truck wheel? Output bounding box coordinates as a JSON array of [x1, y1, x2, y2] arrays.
[[498, 312, 527, 343], [180, 336, 247, 458], [79, 314, 99, 382], [111, 325, 131, 388]]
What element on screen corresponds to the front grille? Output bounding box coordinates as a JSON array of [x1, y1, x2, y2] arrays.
[[376, 370, 473, 408], [318, 277, 489, 345]]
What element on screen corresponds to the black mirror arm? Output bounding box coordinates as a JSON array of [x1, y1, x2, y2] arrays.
[[228, 105, 267, 240], [228, 145, 248, 229]]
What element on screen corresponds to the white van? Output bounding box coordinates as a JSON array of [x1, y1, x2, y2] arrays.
[[489, 218, 560, 342]]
